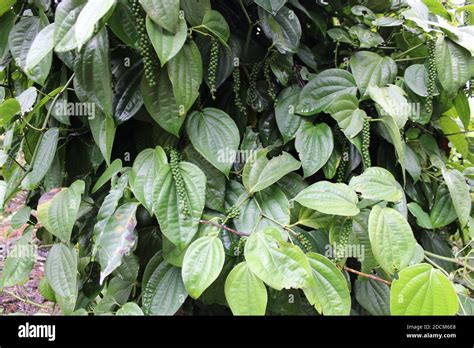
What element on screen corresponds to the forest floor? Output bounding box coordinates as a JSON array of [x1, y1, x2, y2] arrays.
[[0, 192, 56, 315]]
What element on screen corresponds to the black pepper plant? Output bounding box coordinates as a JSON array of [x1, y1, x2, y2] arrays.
[[0, 0, 473, 316]]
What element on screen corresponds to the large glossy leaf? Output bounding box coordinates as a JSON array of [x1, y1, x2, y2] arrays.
[[147, 15, 187, 66], [297, 69, 357, 115], [0, 99, 21, 128], [404, 64, 437, 97], [167, 41, 203, 113], [54, 0, 86, 52], [141, 68, 184, 137], [184, 145, 226, 212], [112, 59, 143, 123], [303, 253, 351, 315], [108, 0, 139, 48], [243, 150, 300, 194], [96, 202, 139, 284], [326, 94, 365, 139], [368, 205, 416, 275], [244, 227, 312, 290], [441, 167, 471, 228], [430, 185, 457, 228], [25, 23, 55, 75], [435, 36, 471, 98], [182, 235, 225, 299], [37, 180, 85, 243], [180, 0, 211, 26], [254, 0, 286, 15], [129, 146, 167, 214], [75, 0, 116, 49], [349, 51, 397, 99], [224, 262, 268, 315], [75, 29, 113, 116], [258, 6, 301, 54], [0, 11, 16, 61], [295, 121, 334, 178], [186, 108, 239, 178], [274, 85, 303, 144], [352, 211, 378, 272], [349, 167, 403, 202], [368, 85, 409, 128], [0, 229, 35, 290], [200, 10, 230, 45], [153, 161, 206, 250], [139, 0, 180, 33], [355, 278, 390, 315], [390, 264, 459, 315], [89, 113, 116, 165], [21, 128, 59, 190], [45, 243, 78, 313], [143, 259, 188, 315], [293, 181, 360, 216], [9, 15, 51, 85]]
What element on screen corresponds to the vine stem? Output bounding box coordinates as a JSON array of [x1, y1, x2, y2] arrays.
[[424, 250, 474, 272], [199, 220, 249, 236], [343, 267, 392, 286], [2, 290, 52, 310]]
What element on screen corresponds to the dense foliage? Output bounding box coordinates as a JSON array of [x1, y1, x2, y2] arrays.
[[0, 0, 473, 316]]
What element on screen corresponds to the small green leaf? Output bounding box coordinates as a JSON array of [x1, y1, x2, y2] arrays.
[[200, 10, 230, 45], [297, 69, 357, 115], [143, 259, 188, 315], [45, 243, 78, 313], [22, 128, 59, 190], [244, 227, 312, 290], [349, 51, 397, 99], [355, 278, 390, 316], [92, 158, 122, 193], [243, 150, 301, 194], [390, 264, 459, 315], [293, 181, 360, 216], [258, 6, 301, 54], [0, 229, 35, 290], [167, 41, 203, 114], [54, 0, 87, 52], [326, 94, 365, 139], [75, 29, 113, 116], [0, 99, 21, 127], [37, 180, 85, 243], [96, 202, 139, 284], [186, 108, 239, 178], [147, 15, 187, 66], [441, 167, 471, 228], [224, 262, 268, 315], [25, 23, 55, 74], [349, 167, 403, 202], [435, 36, 471, 98], [182, 235, 225, 299], [368, 205, 416, 275], [75, 0, 116, 49], [303, 252, 351, 315], [153, 161, 206, 250], [295, 121, 334, 178], [141, 68, 184, 137], [129, 147, 167, 214], [274, 85, 303, 144], [139, 0, 179, 33]]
